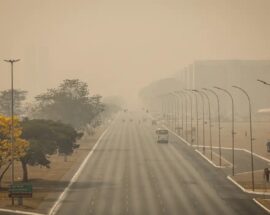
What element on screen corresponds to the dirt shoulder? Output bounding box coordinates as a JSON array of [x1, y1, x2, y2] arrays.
[[0, 125, 107, 214]]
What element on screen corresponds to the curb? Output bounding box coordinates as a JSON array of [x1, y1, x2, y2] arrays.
[[195, 149, 227, 168], [253, 198, 270, 214], [0, 208, 45, 215], [227, 175, 270, 195]]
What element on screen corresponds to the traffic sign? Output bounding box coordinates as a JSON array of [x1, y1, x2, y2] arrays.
[[9, 183, 32, 198]]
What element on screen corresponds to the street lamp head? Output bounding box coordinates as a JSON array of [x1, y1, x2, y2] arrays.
[[257, 79, 270, 85], [232, 85, 239, 89], [4, 59, 20, 63]]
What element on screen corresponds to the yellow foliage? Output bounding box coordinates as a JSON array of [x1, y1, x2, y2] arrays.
[[0, 115, 29, 166]]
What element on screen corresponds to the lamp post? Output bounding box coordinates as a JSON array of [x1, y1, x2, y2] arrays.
[[188, 90, 199, 149], [214, 87, 235, 176], [176, 91, 188, 140], [169, 94, 175, 130], [193, 90, 205, 154], [161, 96, 165, 121], [158, 95, 166, 122], [175, 95, 180, 134], [183, 92, 188, 141], [201, 90, 213, 161], [4, 59, 20, 205], [169, 93, 178, 132], [204, 88, 222, 167], [184, 90, 193, 144], [165, 95, 170, 126], [175, 91, 185, 137], [232, 85, 255, 191]]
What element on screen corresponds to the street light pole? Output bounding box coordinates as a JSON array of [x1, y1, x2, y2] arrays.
[[175, 92, 185, 137], [169, 93, 178, 132], [4, 59, 20, 206], [204, 88, 222, 167], [169, 94, 174, 130], [232, 85, 255, 191], [189, 90, 199, 149], [193, 90, 205, 154], [185, 90, 193, 144], [214, 86, 235, 176], [165, 96, 170, 126], [201, 90, 213, 161], [183, 92, 188, 141]]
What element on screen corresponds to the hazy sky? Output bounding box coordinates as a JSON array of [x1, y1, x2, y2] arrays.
[[1, 0, 270, 106]]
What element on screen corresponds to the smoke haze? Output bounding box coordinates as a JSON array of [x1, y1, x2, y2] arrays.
[[1, 0, 270, 107]]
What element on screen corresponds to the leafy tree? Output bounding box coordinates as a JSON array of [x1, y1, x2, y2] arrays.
[[20, 119, 82, 181], [0, 89, 27, 116], [33, 79, 104, 129], [0, 115, 29, 186]]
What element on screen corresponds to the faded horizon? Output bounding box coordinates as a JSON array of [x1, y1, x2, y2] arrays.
[[1, 0, 270, 107]]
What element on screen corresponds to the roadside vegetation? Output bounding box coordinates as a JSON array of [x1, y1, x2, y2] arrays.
[[0, 78, 122, 194]]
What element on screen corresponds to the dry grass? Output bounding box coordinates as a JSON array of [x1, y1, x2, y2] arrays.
[[232, 170, 270, 191], [0, 126, 106, 213], [185, 121, 270, 158]]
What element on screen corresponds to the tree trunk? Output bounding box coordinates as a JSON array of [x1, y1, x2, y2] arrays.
[[21, 160, 28, 182], [0, 162, 12, 188]]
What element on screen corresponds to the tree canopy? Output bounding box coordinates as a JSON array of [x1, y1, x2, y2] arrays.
[[33, 79, 104, 129], [0, 89, 27, 116], [20, 118, 82, 181], [0, 115, 29, 185]]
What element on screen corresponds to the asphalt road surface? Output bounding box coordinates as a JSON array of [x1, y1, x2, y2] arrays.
[[53, 111, 266, 215]]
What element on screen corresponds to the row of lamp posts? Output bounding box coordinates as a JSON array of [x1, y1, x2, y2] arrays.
[[159, 85, 255, 191]]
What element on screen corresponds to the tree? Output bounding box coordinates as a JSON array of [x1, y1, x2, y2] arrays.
[[0, 89, 27, 116], [20, 119, 82, 181], [0, 115, 29, 186], [102, 96, 124, 118], [33, 79, 104, 129]]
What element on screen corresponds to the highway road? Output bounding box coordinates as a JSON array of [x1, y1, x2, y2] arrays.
[[53, 111, 266, 215]]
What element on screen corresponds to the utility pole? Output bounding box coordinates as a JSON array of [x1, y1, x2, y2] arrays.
[[201, 90, 213, 161], [204, 88, 222, 167], [214, 86, 235, 176], [233, 85, 254, 191], [185, 90, 193, 144], [193, 90, 205, 154], [4, 59, 20, 206]]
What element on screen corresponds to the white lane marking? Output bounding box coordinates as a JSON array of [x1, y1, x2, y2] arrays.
[[253, 198, 270, 214], [0, 209, 45, 215], [211, 150, 233, 167], [235, 169, 263, 175], [48, 127, 110, 215], [227, 175, 270, 195], [162, 125, 191, 146], [196, 145, 243, 151], [195, 149, 227, 168], [242, 149, 270, 163]]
